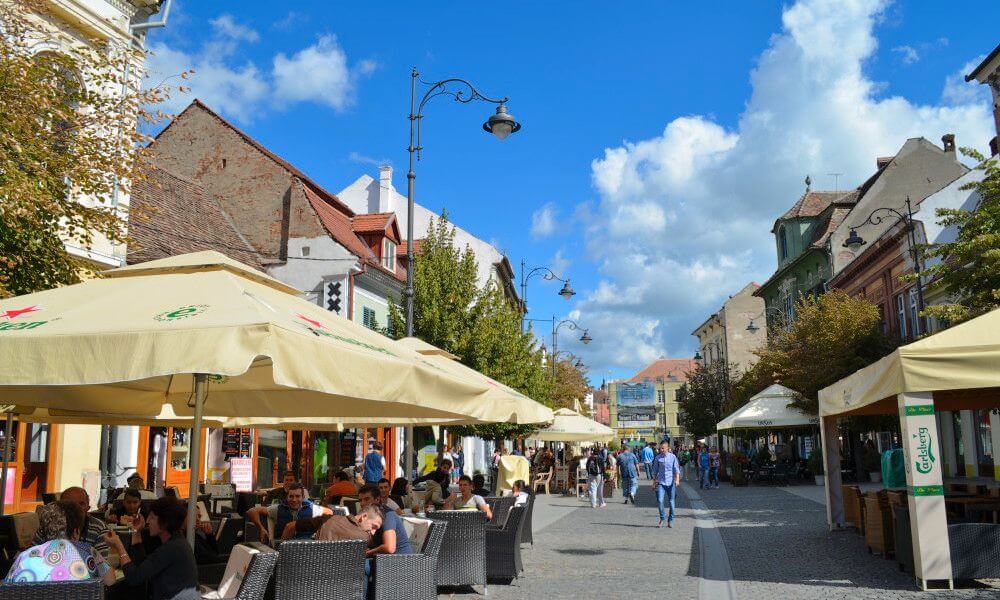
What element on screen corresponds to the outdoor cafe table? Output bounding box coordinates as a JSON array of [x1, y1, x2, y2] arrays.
[[944, 495, 1000, 519]]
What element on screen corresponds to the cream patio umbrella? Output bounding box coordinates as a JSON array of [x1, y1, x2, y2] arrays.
[[716, 384, 818, 431], [531, 408, 615, 443], [0, 251, 523, 540]]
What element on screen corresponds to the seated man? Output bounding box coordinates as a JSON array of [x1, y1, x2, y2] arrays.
[[34, 486, 109, 554], [376, 479, 401, 514], [106, 488, 143, 524], [312, 506, 382, 542], [415, 479, 445, 513], [413, 459, 453, 499], [324, 470, 358, 503], [471, 474, 491, 498], [126, 473, 145, 490], [264, 471, 297, 505], [443, 475, 493, 520], [247, 482, 330, 544], [357, 484, 411, 556], [511, 480, 530, 507]]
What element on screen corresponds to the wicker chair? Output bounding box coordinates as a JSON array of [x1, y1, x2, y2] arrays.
[[233, 552, 278, 600], [429, 511, 487, 591], [842, 485, 864, 531], [521, 494, 535, 546], [372, 520, 447, 600], [484, 496, 516, 529], [274, 539, 366, 600], [485, 505, 527, 583], [863, 491, 893, 556], [894, 505, 1000, 580], [0, 580, 103, 599]]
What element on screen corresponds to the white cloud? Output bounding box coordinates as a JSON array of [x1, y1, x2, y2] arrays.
[[273, 35, 374, 111], [573, 0, 993, 372], [549, 250, 571, 281], [145, 20, 374, 123], [530, 203, 558, 238], [892, 45, 919, 64]]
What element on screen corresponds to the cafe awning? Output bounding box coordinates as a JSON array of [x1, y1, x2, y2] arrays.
[[717, 384, 817, 431], [530, 408, 614, 443]]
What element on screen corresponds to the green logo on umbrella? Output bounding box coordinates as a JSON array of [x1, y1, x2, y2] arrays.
[[155, 305, 209, 322]]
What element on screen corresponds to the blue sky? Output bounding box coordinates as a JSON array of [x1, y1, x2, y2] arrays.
[[145, 0, 998, 383]]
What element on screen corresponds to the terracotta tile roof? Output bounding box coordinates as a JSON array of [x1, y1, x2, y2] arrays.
[[807, 192, 859, 249], [779, 190, 849, 221], [159, 100, 355, 217], [302, 186, 406, 283], [397, 239, 424, 255], [629, 358, 699, 383], [353, 213, 394, 233], [127, 166, 264, 269]]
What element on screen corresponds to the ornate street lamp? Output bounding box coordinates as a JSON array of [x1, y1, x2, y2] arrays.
[[843, 196, 925, 327], [520, 260, 574, 332], [406, 68, 520, 337]]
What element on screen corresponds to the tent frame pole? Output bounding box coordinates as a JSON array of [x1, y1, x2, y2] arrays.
[[186, 374, 207, 549], [0, 411, 12, 515]]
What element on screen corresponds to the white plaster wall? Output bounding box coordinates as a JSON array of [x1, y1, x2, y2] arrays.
[[338, 174, 508, 289], [267, 236, 359, 307]]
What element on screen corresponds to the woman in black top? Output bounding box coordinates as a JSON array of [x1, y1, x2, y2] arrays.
[[104, 496, 199, 600]]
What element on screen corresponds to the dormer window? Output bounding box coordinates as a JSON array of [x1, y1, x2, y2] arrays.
[[382, 239, 396, 271], [779, 225, 788, 261]]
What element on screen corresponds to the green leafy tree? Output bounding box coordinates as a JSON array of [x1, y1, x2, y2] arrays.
[[677, 360, 733, 438], [734, 290, 892, 414], [549, 356, 590, 410], [389, 211, 552, 443], [0, 0, 183, 296], [916, 148, 1000, 324]]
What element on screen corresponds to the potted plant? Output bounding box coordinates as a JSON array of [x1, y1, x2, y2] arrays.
[[863, 448, 882, 483], [807, 447, 824, 486], [603, 468, 616, 498]]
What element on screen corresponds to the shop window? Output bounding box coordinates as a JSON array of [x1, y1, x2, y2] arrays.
[[896, 293, 908, 340]]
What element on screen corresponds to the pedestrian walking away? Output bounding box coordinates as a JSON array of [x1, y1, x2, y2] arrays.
[[699, 445, 711, 489], [651, 441, 681, 528], [641, 443, 655, 480], [616, 447, 639, 504], [586, 448, 606, 508]]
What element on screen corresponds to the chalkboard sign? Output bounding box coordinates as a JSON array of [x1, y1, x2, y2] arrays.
[[223, 428, 252, 459], [340, 431, 356, 468]]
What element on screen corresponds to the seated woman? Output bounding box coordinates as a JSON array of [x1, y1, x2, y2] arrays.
[[4, 500, 116, 585], [103, 496, 199, 600], [388, 477, 415, 512]]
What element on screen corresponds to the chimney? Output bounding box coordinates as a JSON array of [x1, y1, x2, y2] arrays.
[[876, 156, 893, 170], [941, 133, 956, 154], [378, 164, 393, 213]]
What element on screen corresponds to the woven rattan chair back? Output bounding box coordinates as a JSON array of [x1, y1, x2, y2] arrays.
[[235, 551, 278, 600], [0, 580, 104, 600], [275, 539, 366, 600], [485, 496, 515, 528], [430, 511, 487, 587]]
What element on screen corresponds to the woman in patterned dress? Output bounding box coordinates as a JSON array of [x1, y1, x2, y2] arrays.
[[4, 499, 116, 585]]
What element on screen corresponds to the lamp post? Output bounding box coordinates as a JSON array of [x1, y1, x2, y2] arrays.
[[526, 316, 592, 379], [745, 307, 787, 334], [843, 196, 925, 332], [405, 68, 520, 337], [519, 260, 575, 332]]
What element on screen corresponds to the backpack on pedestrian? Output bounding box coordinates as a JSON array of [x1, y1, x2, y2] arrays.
[[586, 455, 603, 476]]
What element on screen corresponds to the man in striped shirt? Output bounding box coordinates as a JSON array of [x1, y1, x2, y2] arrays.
[[33, 487, 109, 553], [651, 442, 682, 528]]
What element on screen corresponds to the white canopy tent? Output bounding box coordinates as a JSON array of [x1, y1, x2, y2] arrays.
[[717, 384, 818, 431], [530, 408, 615, 443]]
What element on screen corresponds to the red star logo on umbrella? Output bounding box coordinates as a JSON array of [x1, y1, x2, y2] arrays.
[[1, 305, 41, 321], [296, 313, 325, 329]]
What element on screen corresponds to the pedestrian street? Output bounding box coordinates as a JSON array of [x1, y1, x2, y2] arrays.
[[449, 478, 1000, 599]]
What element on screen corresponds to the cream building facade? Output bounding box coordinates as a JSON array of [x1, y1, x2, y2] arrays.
[[5, 0, 167, 510], [691, 282, 766, 373]]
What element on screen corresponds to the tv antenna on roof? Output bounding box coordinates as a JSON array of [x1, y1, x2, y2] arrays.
[[828, 173, 844, 192]]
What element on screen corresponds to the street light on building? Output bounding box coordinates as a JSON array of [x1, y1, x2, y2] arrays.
[[405, 68, 520, 337], [843, 196, 925, 330], [519, 260, 575, 332]]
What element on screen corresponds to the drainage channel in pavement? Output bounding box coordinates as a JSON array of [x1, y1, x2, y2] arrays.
[[680, 482, 739, 600]]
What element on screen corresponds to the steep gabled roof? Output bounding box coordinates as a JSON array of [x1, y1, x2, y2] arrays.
[[806, 191, 859, 249], [353, 212, 401, 244], [779, 191, 848, 220], [302, 186, 405, 282], [128, 166, 264, 269], [629, 358, 699, 383], [966, 44, 1000, 82], [156, 100, 355, 217], [397, 239, 424, 256]]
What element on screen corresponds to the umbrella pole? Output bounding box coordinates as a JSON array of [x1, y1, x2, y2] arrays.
[[186, 374, 207, 550], [0, 411, 12, 516]]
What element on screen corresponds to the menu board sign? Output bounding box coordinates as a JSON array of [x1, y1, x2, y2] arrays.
[[223, 428, 253, 459], [230, 457, 253, 492]]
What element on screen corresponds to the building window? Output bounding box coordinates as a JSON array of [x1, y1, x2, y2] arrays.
[[778, 226, 788, 261], [896, 293, 908, 340], [908, 288, 920, 338], [974, 410, 994, 478], [382, 239, 396, 271], [301, 246, 310, 257], [657, 390, 665, 404], [362, 307, 377, 330], [783, 294, 794, 322]]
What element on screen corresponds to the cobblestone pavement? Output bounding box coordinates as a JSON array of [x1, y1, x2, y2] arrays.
[[695, 483, 1000, 599], [444, 481, 700, 598]]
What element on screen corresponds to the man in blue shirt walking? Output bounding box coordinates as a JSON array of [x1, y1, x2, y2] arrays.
[[641, 443, 655, 480], [651, 441, 681, 528], [617, 448, 639, 505]]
